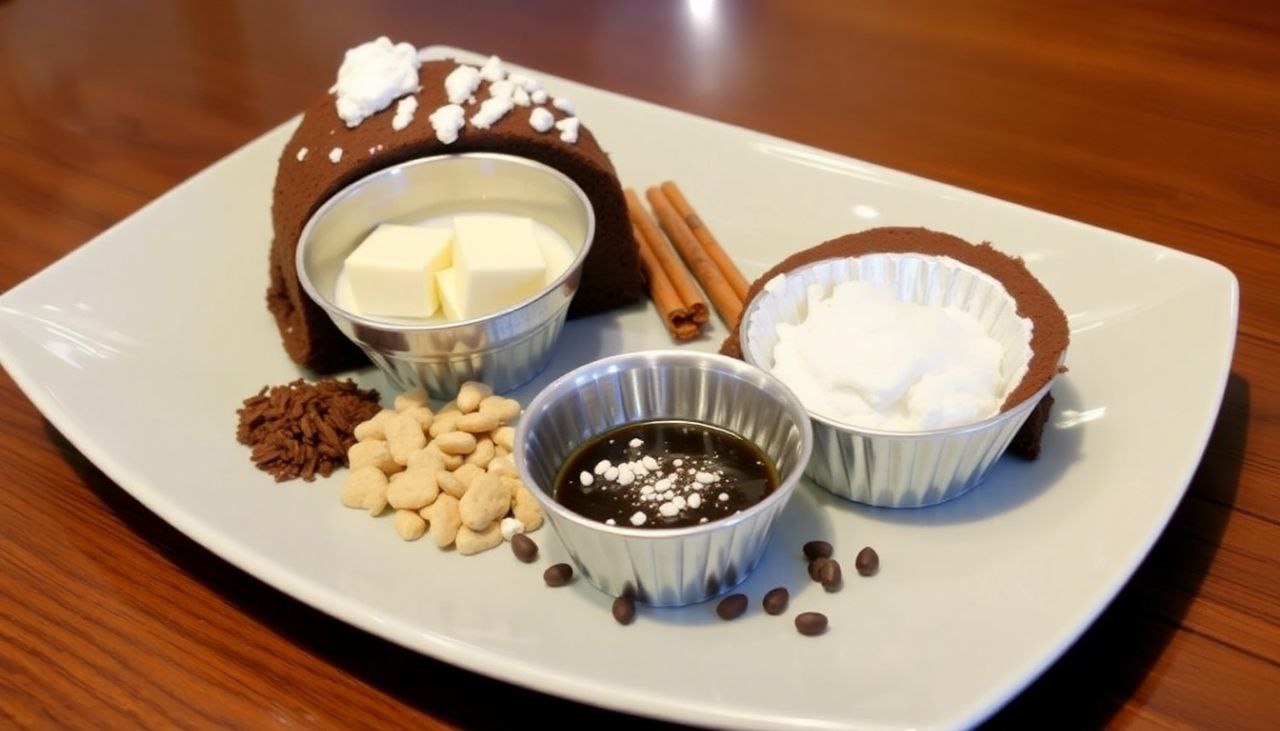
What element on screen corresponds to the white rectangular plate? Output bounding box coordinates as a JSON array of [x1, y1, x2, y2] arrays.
[[0, 46, 1237, 730]]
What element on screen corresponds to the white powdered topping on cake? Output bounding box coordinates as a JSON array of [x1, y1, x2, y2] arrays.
[[488, 79, 516, 100], [507, 73, 539, 92], [428, 104, 466, 144], [555, 116, 580, 143], [391, 96, 418, 131], [423, 51, 580, 144], [529, 107, 555, 133], [444, 64, 481, 104], [328, 147, 343, 163], [331, 37, 421, 128], [479, 55, 506, 82], [295, 147, 308, 162], [470, 95, 515, 129]]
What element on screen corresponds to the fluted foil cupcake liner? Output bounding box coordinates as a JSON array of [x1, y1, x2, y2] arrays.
[[515, 351, 813, 606], [741, 253, 1054, 508]]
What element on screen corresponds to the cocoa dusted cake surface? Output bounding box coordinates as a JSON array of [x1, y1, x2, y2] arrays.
[[268, 58, 645, 373], [721, 226, 1069, 458]]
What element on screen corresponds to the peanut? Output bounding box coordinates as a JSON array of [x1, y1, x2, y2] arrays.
[[452, 463, 485, 491], [405, 448, 444, 473], [488, 455, 518, 479], [341, 466, 387, 508], [513, 485, 544, 532], [394, 387, 429, 412], [460, 473, 510, 530], [403, 405, 434, 431], [385, 412, 427, 465], [428, 411, 459, 438], [479, 396, 521, 424], [424, 442, 463, 470], [336, 383, 536, 556], [456, 522, 502, 555], [500, 475, 525, 502], [492, 425, 515, 452], [386, 469, 439, 510], [433, 431, 477, 455], [353, 409, 396, 441], [362, 478, 389, 516], [456, 412, 499, 434], [436, 469, 466, 500], [465, 437, 495, 469], [456, 381, 493, 414], [393, 509, 427, 541], [420, 493, 461, 548], [348, 439, 401, 475]]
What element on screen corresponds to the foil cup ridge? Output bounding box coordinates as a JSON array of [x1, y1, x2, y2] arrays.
[[742, 253, 1054, 508]]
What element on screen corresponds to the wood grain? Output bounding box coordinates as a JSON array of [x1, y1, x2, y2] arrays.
[[1, 0, 1276, 728]]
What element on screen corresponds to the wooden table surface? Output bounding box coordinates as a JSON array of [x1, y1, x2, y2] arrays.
[[1, 1, 1276, 728]]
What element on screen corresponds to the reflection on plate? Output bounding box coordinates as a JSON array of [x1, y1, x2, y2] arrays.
[[0, 46, 1236, 730]]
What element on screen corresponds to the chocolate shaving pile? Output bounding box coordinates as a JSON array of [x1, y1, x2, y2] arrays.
[[236, 379, 381, 482]]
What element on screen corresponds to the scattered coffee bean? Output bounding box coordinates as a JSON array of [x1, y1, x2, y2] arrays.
[[716, 593, 749, 620], [543, 563, 574, 587], [802, 540, 833, 561], [808, 556, 832, 582], [511, 533, 538, 563], [612, 595, 637, 625], [795, 611, 828, 636], [819, 559, 842, 592], [855, 546, 880, 576], [762, 587, 789, 615]]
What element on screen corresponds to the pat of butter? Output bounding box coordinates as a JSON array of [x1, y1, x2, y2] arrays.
[[436, 267, 463, 321], [450, 215, 547, 318], [344, 224, 453, 318]]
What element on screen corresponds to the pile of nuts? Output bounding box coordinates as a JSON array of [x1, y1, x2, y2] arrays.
[[340, 381, 543, 555]]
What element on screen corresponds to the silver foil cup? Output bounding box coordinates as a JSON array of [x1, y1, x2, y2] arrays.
[[515, 350, 813, 606], [740, 254, 1058, 508], [296, 153, 595, 399]]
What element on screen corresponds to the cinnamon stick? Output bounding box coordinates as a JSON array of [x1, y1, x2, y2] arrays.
[[624, 189, 709, 324], [659, 181, 750, 301], [631, 223, 700, 340], [646, 186, 744, 329]]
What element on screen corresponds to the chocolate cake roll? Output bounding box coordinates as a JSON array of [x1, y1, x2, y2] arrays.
[[268, 58, 645, 372]]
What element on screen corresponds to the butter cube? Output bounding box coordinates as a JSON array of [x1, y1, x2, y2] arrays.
[[534, 225, 575, 284], [436, 267, 463, 321], [344, 224, 453, 318], [451, 215, 547, 318]]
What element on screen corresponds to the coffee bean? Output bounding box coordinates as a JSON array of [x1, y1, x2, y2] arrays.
[[612, 595, 636, 625], [808, 556, 832, 582], [716, 593, 748, 620], [855, 546, 880, 576], [762, 587, 789, 615], [802, 540, 833, 561], [511, 534, 538, 563], [819, 559, 842, 592], [543, 563, 573, 587], [795, 611, 828, 636]]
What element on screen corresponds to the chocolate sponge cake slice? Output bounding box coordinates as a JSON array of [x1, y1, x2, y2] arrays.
[[267, 57, 645, 372]]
